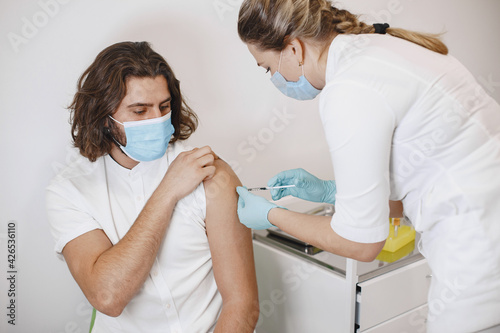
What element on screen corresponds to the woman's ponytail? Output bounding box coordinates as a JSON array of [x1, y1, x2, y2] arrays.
[[238, 0, 448, 55]]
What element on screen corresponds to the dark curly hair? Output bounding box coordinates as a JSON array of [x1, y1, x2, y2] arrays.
[[69, 41, 198, 162]]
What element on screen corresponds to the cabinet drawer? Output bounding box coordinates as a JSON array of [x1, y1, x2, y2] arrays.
[[356, 259, 431, 331], [361, 304, 428, 333]]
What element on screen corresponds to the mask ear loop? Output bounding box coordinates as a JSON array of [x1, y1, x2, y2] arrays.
[[278, 51, 283, 72], [107, 115, 128, 151], [108, 115, 124, 126]]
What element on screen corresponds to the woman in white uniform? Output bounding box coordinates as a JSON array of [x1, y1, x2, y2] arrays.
[[234, 0, 500, 332]]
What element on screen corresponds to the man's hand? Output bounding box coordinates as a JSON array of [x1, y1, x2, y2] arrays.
[[160, 146, 216, 202]]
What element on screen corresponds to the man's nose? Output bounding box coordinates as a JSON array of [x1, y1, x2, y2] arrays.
[[149, 107, 162, 119]]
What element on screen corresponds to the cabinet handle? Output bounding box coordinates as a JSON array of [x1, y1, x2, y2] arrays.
[[426, 274, 433, 278]]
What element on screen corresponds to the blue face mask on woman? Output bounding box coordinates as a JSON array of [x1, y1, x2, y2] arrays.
[[108, 113, 175, 162], [270, 51, 322, 100]]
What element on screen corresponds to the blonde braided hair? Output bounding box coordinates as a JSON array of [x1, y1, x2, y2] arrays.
[[238, 0, 448, 55]]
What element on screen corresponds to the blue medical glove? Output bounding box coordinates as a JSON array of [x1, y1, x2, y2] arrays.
[[237, 186, 277, 230], [267, 168, 336, 204]]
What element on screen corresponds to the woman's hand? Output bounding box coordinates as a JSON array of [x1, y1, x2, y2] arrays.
[[267, 168, 337, 204], [236, 187, 278, 230], [160, 146, 216, 202]]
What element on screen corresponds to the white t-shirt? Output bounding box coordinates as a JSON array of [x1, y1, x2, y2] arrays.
[[320, 34, 500, 332], [46, 142, 221, 333]]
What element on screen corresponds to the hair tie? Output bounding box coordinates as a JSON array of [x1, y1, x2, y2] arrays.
[[373, 23, 390, 34]]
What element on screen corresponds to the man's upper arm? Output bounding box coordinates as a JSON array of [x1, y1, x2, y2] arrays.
[[203, 159, 258, 303], [62, 229, 113, 301]]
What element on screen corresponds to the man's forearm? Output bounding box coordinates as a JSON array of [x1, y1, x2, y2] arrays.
[[88, 188, 177, 316], [214, 301, 259, 333]]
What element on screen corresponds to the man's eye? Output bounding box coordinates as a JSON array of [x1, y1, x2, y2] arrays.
[[134, 110, 146, 115], [160, 105, 171, 111]]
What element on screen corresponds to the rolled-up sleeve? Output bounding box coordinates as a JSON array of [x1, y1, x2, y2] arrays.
[[45, 179, 102, 259]]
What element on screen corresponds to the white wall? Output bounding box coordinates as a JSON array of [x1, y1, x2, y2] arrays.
[[0, 0, 498, 331]]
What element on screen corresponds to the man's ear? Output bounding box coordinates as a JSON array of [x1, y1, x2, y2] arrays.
[[104, 116, 111, 134]]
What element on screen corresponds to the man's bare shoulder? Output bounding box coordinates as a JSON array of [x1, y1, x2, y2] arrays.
[[203, 157, 241, 200]]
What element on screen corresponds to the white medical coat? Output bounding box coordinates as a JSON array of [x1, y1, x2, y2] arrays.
[[320, 34, 500, 332]]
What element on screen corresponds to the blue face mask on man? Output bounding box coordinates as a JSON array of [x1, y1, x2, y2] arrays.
[[270, 51, 322, 100], [108, 113, 175, 162]]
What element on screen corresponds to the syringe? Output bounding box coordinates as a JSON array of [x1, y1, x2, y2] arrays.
[[247, 185, 296, 192]]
